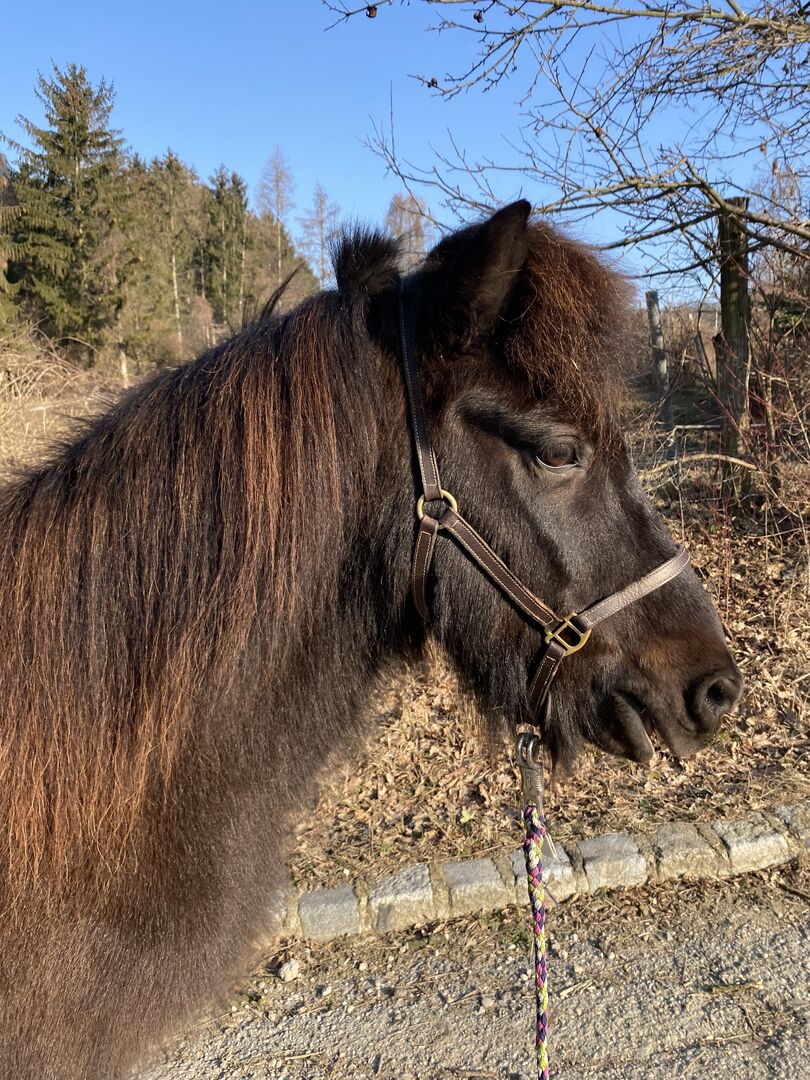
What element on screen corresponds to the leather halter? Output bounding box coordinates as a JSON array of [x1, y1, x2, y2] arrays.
[[397, 284, 690, 725]]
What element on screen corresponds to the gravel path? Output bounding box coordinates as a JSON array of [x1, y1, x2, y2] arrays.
[[143, 868, 810, 1080]]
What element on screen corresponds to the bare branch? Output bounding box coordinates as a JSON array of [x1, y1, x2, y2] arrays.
[[327, 0, 810, 279]]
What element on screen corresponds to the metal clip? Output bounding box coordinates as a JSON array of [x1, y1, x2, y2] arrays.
[[516, 731, 544, 811], [515, 731, 557, 860]]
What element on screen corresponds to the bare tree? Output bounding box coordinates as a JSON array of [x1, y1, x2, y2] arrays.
[[327, 0, 810, 280], [257, 147, 296, 288], [385, 191, 433, 269], [748, 163, 810, 486], [298, 184, 340, 287], [326, 0, 810, 502]]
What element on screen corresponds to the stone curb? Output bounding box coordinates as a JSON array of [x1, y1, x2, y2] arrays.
[[280, 800, 809, 943]]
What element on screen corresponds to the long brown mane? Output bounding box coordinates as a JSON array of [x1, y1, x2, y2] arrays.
[[0, 287, 384, 903]]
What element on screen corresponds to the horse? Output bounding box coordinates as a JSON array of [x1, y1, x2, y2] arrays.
[[0, 200, 742, 1079]]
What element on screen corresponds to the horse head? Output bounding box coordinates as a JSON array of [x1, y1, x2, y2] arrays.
[[354, 200, 742, 768]]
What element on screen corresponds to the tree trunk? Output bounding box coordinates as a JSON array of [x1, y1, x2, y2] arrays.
[[171, 248, 183, 352], [714, 197, 751, 459], [239, 213, 246, 319], [645, 290, 675, 459], [118, 346, 129, 388], [168, 200, 184, 353], [276, 217, 282, 289]]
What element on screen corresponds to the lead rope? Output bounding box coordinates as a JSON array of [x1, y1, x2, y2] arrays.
[[517, 732, 551, 1080], [523, 801, 550, 1080]]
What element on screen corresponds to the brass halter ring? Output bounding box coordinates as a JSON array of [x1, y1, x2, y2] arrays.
[[415, 488, 458, 521], [543, 613, 592, 657]]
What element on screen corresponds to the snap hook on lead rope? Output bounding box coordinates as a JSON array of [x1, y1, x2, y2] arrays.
[[516, 732, 556, 860]]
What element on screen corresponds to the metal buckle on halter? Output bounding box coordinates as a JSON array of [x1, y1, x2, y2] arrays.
[[415, 488, 458, 521], [544, 613, 592, 657]]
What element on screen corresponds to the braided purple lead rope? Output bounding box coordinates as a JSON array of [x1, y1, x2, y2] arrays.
[[523, 799, 550, 1080]]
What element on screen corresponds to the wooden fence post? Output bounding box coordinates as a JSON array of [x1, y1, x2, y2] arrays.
[[714, 197, 751, 460], [645, 290, 675, 458]]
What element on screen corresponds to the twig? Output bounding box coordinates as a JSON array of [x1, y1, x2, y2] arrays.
[[638, 453, 759, 478], [558, 977, 594, 999], [444, 1070, 498, 1079], [776, 882, 810, 904], [704, 980, 763, 995]]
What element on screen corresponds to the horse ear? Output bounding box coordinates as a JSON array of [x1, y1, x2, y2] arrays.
[[423, 200, 531, 347]]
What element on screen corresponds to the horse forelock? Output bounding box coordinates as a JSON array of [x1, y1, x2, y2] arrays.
[[504, 222, 631, 447]]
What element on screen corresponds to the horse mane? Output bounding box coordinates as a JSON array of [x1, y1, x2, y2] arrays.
[[0, 217, 625, 905], [0, 232, 397, 902]]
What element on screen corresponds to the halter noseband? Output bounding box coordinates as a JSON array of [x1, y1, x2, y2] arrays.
[[398, 283, 690, 726]]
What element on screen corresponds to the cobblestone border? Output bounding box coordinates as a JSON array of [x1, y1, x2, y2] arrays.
[[280, 801, 809, 942]]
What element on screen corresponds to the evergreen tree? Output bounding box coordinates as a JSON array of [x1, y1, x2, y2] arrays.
[[160, 152, 201, 350], [205, 167, 248, 327], [118, 151, 205, 364], [3, 63, 127, 359], [0, 65, 322, 363], [0, 153, 21, 326]]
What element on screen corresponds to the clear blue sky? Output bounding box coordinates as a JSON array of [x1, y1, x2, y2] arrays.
[[0, 3, 529, 229]]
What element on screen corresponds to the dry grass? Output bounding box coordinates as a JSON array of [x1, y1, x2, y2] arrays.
[[0, 339, 806, 892], [0, 324, 122, 478]]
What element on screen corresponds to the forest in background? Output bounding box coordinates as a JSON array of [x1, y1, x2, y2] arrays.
[[0, 63, 430, 376], [0, 57, 806, 529]]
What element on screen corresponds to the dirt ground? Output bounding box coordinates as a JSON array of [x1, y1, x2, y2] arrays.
[[143, 863, 810, 1080]]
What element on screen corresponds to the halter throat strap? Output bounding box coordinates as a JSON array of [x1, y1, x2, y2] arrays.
[[397, 282, 689, 723]]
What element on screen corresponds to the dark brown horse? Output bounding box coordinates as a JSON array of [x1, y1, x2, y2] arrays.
[[0, 202, 741, 1079]]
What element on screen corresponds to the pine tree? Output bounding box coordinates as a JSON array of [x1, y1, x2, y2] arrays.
[[1, 65, 322, 361], [205, 167, 249, 326], [3, 63, 127, 359], [0, 153, 21, 326], [161, 153, 195, 351], [118, 151, 206, 364]]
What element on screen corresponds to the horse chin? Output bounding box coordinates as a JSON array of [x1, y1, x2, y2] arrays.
[[590, 691, 713, 763], [586, 691, 655, 763]]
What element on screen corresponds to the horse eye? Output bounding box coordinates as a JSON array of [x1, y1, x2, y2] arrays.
[[535, 441, 578, 469]]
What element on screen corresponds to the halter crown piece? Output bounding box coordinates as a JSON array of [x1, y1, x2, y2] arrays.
[[397, 280, 689, 1079]]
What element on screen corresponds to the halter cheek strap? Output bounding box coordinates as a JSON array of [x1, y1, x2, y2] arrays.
[[397, 283, 690, 724]]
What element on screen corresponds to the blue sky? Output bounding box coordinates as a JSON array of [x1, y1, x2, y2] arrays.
[[0, 1, 760, 294], [0, 4, 527, 227]]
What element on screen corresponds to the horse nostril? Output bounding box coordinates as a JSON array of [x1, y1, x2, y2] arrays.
[[692, 670, 744, 732]]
